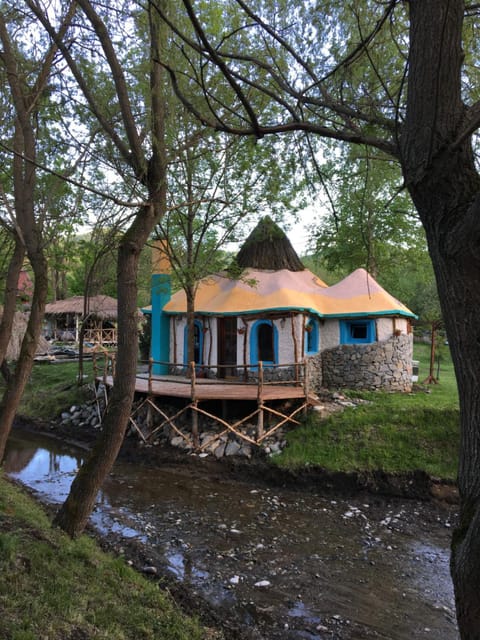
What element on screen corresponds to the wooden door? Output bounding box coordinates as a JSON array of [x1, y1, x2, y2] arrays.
[[217, 317, 238, 378]]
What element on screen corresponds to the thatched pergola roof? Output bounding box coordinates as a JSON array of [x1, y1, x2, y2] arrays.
[[44, 295, 118, 320], [236, 216, 305, 272]]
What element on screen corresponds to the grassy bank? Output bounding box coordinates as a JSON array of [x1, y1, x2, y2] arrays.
[[275, 342, 460, 480], [0, 475, 213, 640], [10, 345, 461, 482], [14, 360, 96, 421]]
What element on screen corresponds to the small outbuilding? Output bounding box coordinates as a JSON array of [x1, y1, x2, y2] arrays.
[[149, 217, 417, 392], [44, 295, 119, 345]]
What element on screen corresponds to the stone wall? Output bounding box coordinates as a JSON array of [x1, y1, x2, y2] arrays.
[[306, 354, 323, 390], [308, 334, 413, 392]]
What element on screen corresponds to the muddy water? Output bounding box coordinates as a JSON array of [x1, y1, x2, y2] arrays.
[[4, 430, 459, 640]]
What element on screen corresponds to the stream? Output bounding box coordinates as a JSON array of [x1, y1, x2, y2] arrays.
[[4, 428, 459, 640]]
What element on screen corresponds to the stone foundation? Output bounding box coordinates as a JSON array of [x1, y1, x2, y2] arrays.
[[309, 334, 413, 393]]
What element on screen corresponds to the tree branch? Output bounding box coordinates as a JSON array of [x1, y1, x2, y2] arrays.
[[162, 62, 397, 155], [451, 100, 480, 150]]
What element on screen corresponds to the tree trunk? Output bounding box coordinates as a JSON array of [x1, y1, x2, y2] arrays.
[[186, 288, 196, 366], [0, 16, 51, 461], [0, 252, 49, 460], [53, 0, 168, 537], [402, 2, 480, 636], [0, 235, 25, 365], [422, 223, 480, 639], [53, 223, 153, 536]]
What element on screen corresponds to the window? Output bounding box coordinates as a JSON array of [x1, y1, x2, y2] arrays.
[[340, 319, 375, 344], [305, 318, 320, 354], [250, 320, 278, 366]]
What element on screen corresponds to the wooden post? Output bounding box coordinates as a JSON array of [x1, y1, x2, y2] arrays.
[[257, 361, 264, 440], [190, 361, 199, 448], [148, 357, 153, 394], [291, 313, 299, 382], [242, 319, 248, 381], [303, 358, 309, 416], [146, 401, 153, 435], [190, 361, 196, 398]]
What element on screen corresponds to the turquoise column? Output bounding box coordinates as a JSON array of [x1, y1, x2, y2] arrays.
[[151, 273, 171, 375]]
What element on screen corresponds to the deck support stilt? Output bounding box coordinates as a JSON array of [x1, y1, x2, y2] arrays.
[[192, 402, 199, 448], [257, 360, 264, 439], [257, 406, 264, 440], [97, 355, 316, 451]]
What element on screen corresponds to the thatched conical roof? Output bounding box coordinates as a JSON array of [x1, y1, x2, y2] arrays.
[[236, 216, 304, 272]]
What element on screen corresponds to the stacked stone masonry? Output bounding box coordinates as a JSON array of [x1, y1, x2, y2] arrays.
[[308, 334, 413, 393]]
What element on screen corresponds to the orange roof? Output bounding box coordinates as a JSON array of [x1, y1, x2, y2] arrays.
[[163, 268, 415, 318]]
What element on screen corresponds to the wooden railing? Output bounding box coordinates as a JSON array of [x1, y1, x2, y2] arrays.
[[84, 327, 117, 345], [93, 355, 312, 449], [94, 353, 308, 394]]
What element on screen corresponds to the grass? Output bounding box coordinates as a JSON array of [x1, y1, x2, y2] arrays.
[[7, 360, 97, 421], [0, 475, 215, 640], [275, 342, 460, 480]]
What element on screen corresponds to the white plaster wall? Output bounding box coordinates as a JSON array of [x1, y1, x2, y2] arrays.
[[171, 314, 410, 367], [377, 317, 409, 341], [320, 319, 340, 351], [170, 315, 215, 367], [170, 316, 186, 365], [206, 316, 217, 366], [277, 318, 295, 364], [377, 317, 393, 341]]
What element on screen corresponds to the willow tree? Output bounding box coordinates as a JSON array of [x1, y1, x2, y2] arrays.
[[0, 3, 78, 460], [157, 1, 480, 636], [28, 0, 170, 537]]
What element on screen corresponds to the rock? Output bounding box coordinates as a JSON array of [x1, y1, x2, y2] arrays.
[[171, 436, 185, 448], [229, 575, 240, 585], [269, 442, 282, 454], [225, 441, 241, 456], [238, 445, 252, 458], [142, 565, 158, 575], [214, 442, 226, 458], [254, 580, 271, 588]]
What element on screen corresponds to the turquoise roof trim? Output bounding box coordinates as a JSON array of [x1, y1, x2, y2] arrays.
[[163, 306, 418, 320]]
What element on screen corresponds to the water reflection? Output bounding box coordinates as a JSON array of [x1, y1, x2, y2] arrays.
[[4, 429, 459, 640], [5, 433, 84, 503]]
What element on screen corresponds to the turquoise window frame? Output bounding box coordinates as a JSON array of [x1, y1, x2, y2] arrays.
[[340, 319, 375, 344], [250, 319, 278, 368], [304, 318, 320, 354], [183, 319, 204, 365]]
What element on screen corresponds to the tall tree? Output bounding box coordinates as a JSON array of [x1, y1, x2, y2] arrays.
[[312, 145, 423, 282], [158, 107, 299, 365], [158, 1, 480, 635], [28, 0, 170, 537], [0, 2, 78, 460]]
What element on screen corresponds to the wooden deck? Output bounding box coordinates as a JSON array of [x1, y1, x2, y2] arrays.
[[96, 360, 317, 450], [100, 374, 312, 403]]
